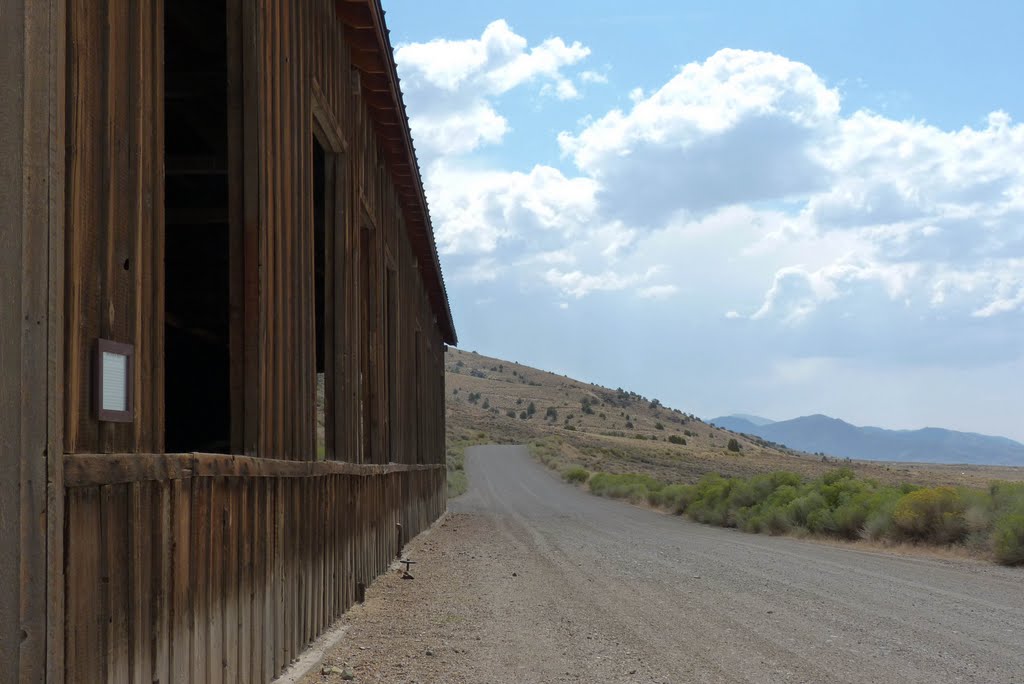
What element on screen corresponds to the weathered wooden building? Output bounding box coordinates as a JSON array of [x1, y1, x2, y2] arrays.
[[1, 0, 456, 681]]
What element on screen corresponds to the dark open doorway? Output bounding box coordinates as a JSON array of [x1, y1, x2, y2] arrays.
[[163, 0, 231, 453], [360, 226, 377, 463], [314, 136, 328, 459]]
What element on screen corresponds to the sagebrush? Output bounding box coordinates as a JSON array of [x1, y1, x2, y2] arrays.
[[578, 468, 1024, 565]]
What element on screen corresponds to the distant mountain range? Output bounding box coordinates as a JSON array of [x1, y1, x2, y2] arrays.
[[709, 414, 1024, 467], [728, 413, 776, 427]]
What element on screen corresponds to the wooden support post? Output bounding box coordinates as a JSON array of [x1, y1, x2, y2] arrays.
[[0, 0, 65, 680]]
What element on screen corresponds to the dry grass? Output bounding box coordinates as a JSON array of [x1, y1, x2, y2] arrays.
[[828, 537, 988, 562], [445, 347, 1024, 489]]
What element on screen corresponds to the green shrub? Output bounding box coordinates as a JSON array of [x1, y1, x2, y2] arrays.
[[655, 422, 665, 430], [770, 471, 803, 489], [542, 456, 1024, 563], [527, 401, 536, 416], [892, 487, 967, 543], [992, 514, 1024, 565], [989, 481, 1024, 519], [786, 491, 827, 528], [589, 472, 664, 503], [806, 508, 837, 535], [860, 489, 903, 540], [506, 409, 516, 418], [760, 506, 792, 535], [831, 497, 872, 540], [727, 438, 741, 452], [684, 474, 735, 526], [653, 484, 694, 513], [563, 466, 590, 484], [822, 467, 855, 484], [447, 470, 468, 498], [668, 435, 686, 445]]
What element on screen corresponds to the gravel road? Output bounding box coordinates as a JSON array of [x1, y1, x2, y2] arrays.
[[305, 445, 1024, 683]]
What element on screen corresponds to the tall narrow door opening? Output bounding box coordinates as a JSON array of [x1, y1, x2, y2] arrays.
[[313, 136, 330, 460], [385, 265, 398, 463], [414, 328, 422, 464], [163, 0, 232, 453], [360, 226, 377, 463]]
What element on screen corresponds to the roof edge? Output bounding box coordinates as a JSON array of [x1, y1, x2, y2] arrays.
[[337, 0, 457, 345]]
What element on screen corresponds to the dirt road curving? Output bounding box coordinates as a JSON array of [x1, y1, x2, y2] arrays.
[[304, 445, 1024, 683]]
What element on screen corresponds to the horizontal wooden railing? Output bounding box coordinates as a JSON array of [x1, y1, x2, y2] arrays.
[[62, 453, 446, 683], [64, 452, 444, 486]]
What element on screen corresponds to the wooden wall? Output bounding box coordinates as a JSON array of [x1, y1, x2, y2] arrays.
[[49, 1, 453, 682], [62, 0, 449, 466], [253, 0, 446, 465], [0, 0, 66, 681], [62, 455, 446, 682]]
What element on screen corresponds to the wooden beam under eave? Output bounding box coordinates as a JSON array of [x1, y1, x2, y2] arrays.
[[360, 73, 390, 92], [368, 112, 399, 127], [335, 0, 373, 28], [343, 27, 380, 51], [374, 135, 403, 149], [351, 49, 386, 74], [364, 92, 395, 109]]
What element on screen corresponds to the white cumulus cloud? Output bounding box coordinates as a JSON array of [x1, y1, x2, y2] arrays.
[[557, 49, 841, 224], [395, 20, 591, 159], [398, 34, 1024, 328]]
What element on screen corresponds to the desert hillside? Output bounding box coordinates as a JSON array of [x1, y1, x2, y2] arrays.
[[444, 347, 1024, 489]]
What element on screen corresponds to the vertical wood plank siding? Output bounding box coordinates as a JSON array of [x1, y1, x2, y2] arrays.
[[63, 463, 446, 682], [0, 0, 65, 680]]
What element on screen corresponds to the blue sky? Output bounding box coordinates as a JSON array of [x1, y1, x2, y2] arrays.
[[382, 1, 1024, 441]]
